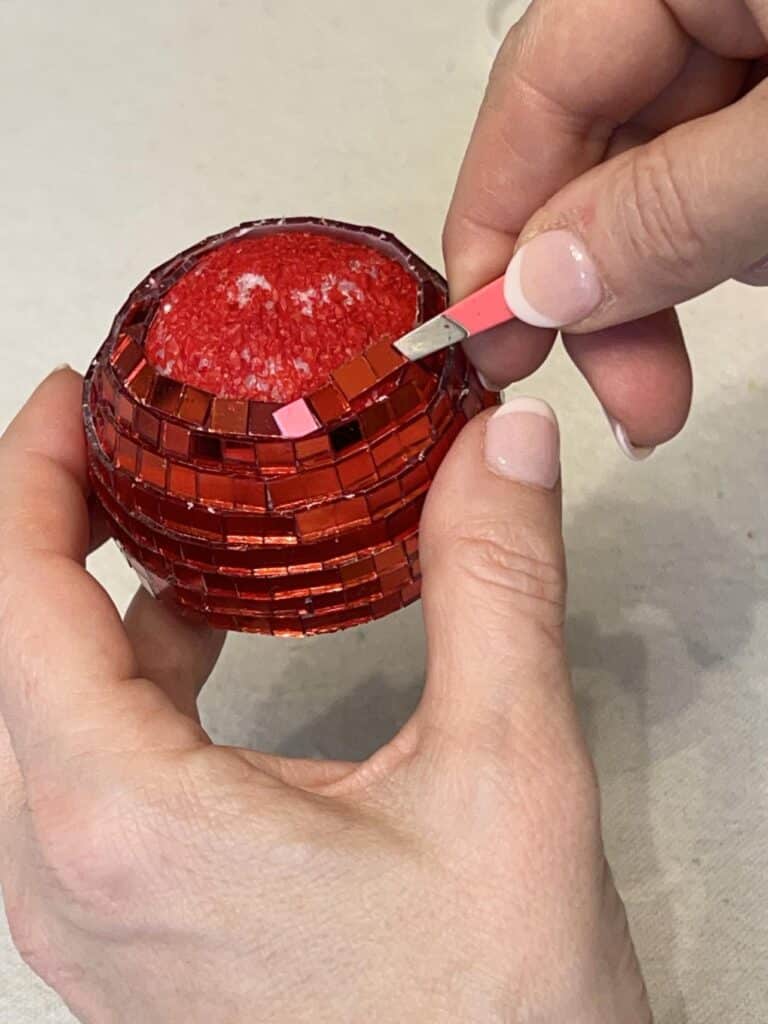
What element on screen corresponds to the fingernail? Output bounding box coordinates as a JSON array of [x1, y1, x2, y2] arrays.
[[485, 396, 560, 488], [607, 416, 655, 462], [51, 362, 72, 375], [477, 369, 503, 392], [504, 230, 603, 328]]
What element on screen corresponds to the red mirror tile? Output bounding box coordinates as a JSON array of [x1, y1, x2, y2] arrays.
[[150, 375, 183, 415], [302, 466, 343, 501], [371, 434, 406, 475], [197, 471, 235, 507], [232, 477, 267, 511], [295, 434, 332, 466], [115, 392, 134, 428], [269, 475, 308, 511], [308, 383, 349, 424], [111, 337, 142, 378], [223, 441, 257, 464], [126, 362, 156, 402], [177, 386, 212, 426], [256, 440, 296, 475], [162, 422, 191, 458], [135, 407, 161, 446], [210, 398, 249, 435], [332, 355, 378, 401], [373, 544, 407, 574], [365, 339, 406, 379], [138, 450, 167, 490], [337, 450, 377, 491], [358, 400, 394, 441], [247, 401, 281, 437], [116, 436, 139, 474], [168, 463, 198, 500]]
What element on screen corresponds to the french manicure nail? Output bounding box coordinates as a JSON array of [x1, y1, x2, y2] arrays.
[[608, 416, 655, 462], [51, 363, 72, 374], [484, 396, 560, 489], [504, 230, 603, 328]]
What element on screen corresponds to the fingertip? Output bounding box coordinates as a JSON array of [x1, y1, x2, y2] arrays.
[[563, 310, 692, 450], [462, 318, 558, 392]]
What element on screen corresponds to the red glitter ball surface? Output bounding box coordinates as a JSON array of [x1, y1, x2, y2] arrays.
[[84, 218, 497, 636], [145, 232, 420, 403]]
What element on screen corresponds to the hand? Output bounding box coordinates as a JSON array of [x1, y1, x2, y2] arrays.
[[445, 0, 768, 458], [0, 370, 649, 1023]]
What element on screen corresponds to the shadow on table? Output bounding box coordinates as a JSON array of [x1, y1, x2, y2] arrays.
[[563, 393, 764, 1023], [203, 391, 765, 1024]]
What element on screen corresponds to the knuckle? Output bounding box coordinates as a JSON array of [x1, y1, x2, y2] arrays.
[[449, 518, 566, 621], [625, 138, 705, 279], [6, 901, 58, 984], [8, 902, 91, 1008], [31, 792, 144, 920]]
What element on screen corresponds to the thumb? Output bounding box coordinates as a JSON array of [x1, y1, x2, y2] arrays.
[[503, 83, 768, 333], [418, 397, 575, 752]]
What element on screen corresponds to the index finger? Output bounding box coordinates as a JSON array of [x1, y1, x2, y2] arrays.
[[0, 369, 204, 788], [443, 0, 689, 296]]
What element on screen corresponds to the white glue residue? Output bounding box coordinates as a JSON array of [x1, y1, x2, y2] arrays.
[[232, 273, 272, 307], [291, 288, 318, 316]]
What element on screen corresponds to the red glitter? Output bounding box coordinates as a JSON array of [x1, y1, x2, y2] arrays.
[[145, 232, 419, 404]]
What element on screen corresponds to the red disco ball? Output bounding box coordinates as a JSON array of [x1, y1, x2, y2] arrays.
[[83, 218, 496, 636]]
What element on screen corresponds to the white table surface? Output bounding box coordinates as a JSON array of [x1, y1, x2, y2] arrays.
[[1, 1, 766, 1020]]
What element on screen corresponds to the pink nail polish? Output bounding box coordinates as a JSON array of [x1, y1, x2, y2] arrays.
[[484, 396, 560, 489], [504, 230, 603, 328]]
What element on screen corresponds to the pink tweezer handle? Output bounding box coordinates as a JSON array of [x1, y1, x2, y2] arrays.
[[446, 276, 514, 336]]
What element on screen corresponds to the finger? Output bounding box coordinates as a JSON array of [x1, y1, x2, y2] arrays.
[[0, 713, 25, 881], [668, 0, 767, 57], [633, 44, 748, 134], [124, 588, 226, 721], [462, 319, 557, 392], [443, 0, 689, 299], [443, 0, 689, 389], [503, 82, 768, 334], [417, 399, 578, 759], [563, 309, 693, 452], [0, 370, 205, 787]]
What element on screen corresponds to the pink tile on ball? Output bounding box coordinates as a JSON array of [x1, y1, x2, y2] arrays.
[[273, 398, 320, 439]]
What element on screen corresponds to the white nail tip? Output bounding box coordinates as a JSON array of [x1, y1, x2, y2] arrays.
[[493, 396, 558, 426], [609, 418, 655, 462], [503, 250, 563, 329]]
